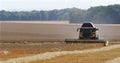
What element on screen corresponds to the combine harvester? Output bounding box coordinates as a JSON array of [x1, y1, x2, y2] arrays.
[[65, 23, 108, 46]]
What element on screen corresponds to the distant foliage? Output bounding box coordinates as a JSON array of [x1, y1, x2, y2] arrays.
[[0, 4, 120, 24], [0, 9, 70, 21]]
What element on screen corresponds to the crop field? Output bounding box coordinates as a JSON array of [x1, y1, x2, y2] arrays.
[[30, 47, 120, 63], [0, 21, 120, 63]]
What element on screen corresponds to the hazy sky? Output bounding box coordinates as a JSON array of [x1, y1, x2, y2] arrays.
[[0, 0, 120, 11]]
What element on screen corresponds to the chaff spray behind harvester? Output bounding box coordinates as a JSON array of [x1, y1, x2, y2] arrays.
[[65, 23, 108, 46]]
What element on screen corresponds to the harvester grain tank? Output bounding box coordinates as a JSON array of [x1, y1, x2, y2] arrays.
[[65, 23, 108, 46]]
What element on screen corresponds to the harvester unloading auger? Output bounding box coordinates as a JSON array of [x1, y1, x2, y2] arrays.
[[65, 23, 108, 46]]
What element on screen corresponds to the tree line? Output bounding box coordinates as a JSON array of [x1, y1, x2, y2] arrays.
[[0, 4, 120, 24]]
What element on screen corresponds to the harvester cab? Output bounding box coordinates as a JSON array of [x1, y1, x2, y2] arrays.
[[65, 23, 108, 46]]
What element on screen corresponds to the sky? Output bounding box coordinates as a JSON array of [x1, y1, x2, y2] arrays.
[[0, 0, 120, 11]]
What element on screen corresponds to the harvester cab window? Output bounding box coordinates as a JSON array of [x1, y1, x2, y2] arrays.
[[81, 23, 93, 27]]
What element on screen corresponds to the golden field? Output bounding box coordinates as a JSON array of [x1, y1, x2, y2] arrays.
[[30, 48, 120, 63], [0, 21, 120, 63]]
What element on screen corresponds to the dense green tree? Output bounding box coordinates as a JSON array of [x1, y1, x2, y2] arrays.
[[0, 4, 120, 23], [69, 8, 86, 23]]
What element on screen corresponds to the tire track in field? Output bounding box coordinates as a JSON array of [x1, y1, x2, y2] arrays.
[[0, 45, 120, 63], [106, 57, 120, 63], [0, 50, 9, 54]]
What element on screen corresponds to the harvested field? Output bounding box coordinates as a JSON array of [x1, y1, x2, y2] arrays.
[[0, 21, 120, 42], [0, 21, 120, 63]]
